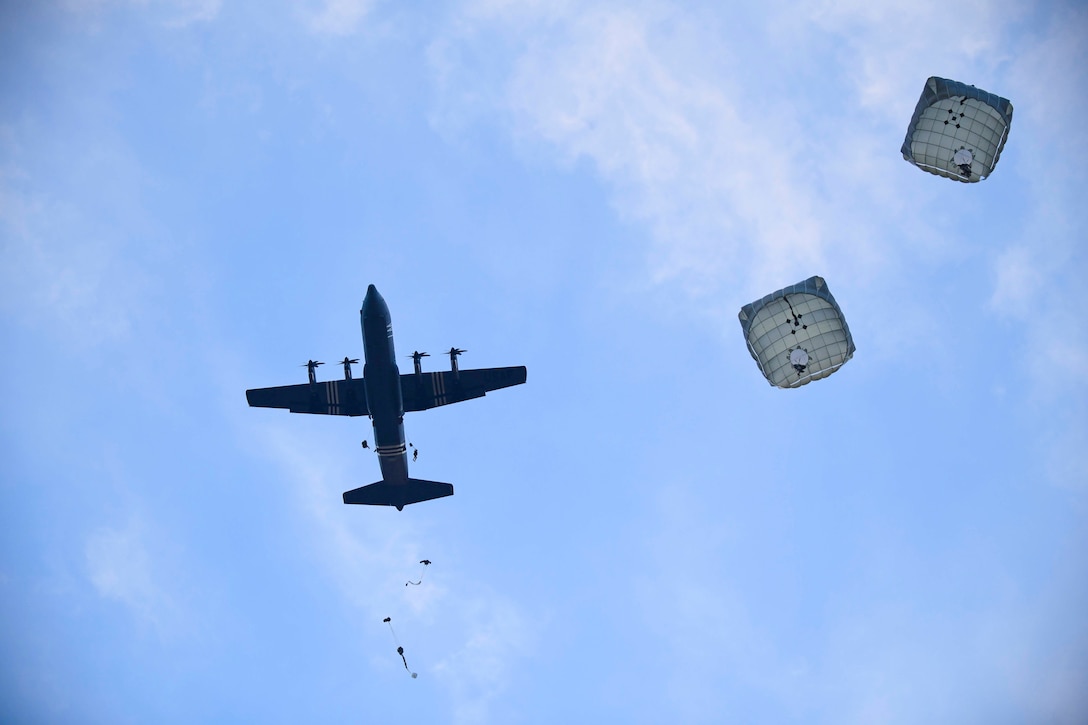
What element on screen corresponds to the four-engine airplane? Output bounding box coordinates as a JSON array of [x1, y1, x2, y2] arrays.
[[246, 285, 527, 509]]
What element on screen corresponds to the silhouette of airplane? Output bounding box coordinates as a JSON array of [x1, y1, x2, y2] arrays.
[[246, 285, 527, 509]]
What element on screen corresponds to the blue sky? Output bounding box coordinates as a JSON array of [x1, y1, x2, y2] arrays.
[[1, 1, 1086, 723]]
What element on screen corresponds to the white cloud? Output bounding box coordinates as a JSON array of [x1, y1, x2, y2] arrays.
[[430, 0, 1088, 491], [433, 598, 537, 725], [85, 518, 178, 632], [427, 0, 1044, 310], [990, 245, 1042, 315], [986, 6, 1088, 489], [155, 0, 221, 27], [633, 482, 1088, 723], [0, 127, 164, 348], [306, 0, 378, 36], [59, 0, 222, 28], [802, 0, 1023, 115], [248, 420, 541, 720], [432, 2, 837, 303]]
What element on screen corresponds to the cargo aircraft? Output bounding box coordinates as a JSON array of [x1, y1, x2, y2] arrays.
[[246, 285, 527, 509]]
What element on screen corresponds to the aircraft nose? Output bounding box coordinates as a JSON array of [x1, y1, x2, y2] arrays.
[[361, 284, 389, 319]]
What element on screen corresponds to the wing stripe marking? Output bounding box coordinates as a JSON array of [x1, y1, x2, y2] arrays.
[[326, 380, 340, 414], [431, 371, 444, 406]]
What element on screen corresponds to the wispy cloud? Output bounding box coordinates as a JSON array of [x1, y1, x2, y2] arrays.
[[433, 597, 537, 725], [248, 420, 542, 720], [802, 0, 1023, 114], [305, 0, 378, 36], [988, 5, 1088, 489], [633, 481, 1088, 723], [0, 125, 164, 349], [990, 245, 1042, 314], [154, 0, 222, 27], [430, 0, 1088, 490], [426, 0, 1038, 313], [58, 0, 222, 28], [431, 1, 832, 302], [85, 517, 181, 634]]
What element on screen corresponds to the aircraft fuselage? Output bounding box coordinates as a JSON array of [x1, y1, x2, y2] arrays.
[[246, 284, 526, 508], [361, 284, 409, 482]]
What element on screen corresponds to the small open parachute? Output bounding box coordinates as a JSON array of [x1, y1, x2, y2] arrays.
[[384, 616, 418, 678], [738, 276, 855, 388], [901, 76, 1013, 183], [406, 559, 431, 587]]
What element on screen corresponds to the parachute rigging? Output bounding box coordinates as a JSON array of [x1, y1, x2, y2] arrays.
[[738, 276, 855, 388], [901, 77, 1013, 182], [406, 559, 432, 587], [383, 617, 418, 678]]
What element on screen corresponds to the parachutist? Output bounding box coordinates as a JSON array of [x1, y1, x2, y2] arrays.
[[407, 559, 431, 586], [413, 449, 419, 462], [385, 617, 417, 676], [396, 646, 416, 676], [361, 440, 369, 449], [789, 348, 809, 375]]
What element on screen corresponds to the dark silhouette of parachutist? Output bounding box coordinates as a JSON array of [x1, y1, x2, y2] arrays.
[[406, 559, 431, 586], [789, 347, 810, 375], [953, 148, 974, 178], [413, 449, 419, 462], [396, 644, 411, 670], [384, 617, 417, 678], [361, 440, 369, 449]]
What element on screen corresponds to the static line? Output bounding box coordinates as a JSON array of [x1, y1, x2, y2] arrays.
[[406, 559, 431, 586], [383, 617, 417, 678]]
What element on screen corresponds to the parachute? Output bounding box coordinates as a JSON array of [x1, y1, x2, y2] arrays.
[[383, 617, 418, 678], [738, 276, 855, 388], [901, 76, 1013, 183], [406, 559, 431, 587]]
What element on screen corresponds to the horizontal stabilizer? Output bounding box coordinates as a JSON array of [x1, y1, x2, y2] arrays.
[[342, 478, 454, 510]]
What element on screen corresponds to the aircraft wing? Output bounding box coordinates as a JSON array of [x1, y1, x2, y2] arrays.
[[246, 379, 369, 416], [400, 366, 527, 412]]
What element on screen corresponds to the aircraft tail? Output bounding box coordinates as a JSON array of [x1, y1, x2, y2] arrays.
[[342, 478, 454, 510]]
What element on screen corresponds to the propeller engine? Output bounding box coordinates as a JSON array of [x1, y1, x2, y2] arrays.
[[447, 348, 466, 379], [408, 351, 430, 376], [301, 360, 324, 384], [340, 357, 360, 379]]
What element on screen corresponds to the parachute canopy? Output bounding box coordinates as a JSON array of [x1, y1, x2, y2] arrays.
[[901, 77, 1013, 183], [738, 276, 855, 389]]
